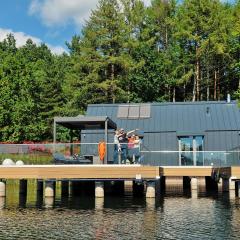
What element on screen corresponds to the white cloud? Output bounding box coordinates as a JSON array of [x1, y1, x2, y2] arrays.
[[0, 28, 66, 55], [47, 44, 66, 55], [29, 0, 98, 27], [0, 28, 41, 47]]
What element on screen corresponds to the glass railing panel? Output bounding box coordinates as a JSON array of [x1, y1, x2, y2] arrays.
[[0, 143, 239, 166]]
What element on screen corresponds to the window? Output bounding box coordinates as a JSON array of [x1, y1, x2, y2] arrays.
[[117, 104, 151, 119], [179, 136, 204, 166]]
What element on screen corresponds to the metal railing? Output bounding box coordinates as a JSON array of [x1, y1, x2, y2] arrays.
[[0, 143, 239, 166]]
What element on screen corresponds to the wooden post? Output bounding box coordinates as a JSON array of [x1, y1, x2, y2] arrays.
[[61, 180, 69, 197], [36, 180, 43, 207], [133, 180, 144, 196], [222, 178, 229, 192], [19, 179, 27, 195]]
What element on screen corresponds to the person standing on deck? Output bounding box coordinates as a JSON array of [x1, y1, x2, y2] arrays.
[[118, 128, 139, 164], [113, 130, 120, 164]]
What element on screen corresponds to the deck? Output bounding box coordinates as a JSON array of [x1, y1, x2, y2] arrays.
[[0, 165, 240, 180], [0, 165, 160, 180], [159, 166, 214, 177]]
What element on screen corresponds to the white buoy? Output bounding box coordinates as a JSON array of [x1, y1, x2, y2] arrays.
[[16, 160, 24, 166], [2, 158, 15, 166]]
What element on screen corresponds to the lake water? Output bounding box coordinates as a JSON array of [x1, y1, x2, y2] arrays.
[[0, 182, 240, 240]]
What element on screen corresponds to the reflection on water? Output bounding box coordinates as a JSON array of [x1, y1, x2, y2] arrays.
[[0, 181, 240, 239]]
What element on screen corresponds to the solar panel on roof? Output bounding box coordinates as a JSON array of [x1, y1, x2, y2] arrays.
[[128, 105, 140, 118], [117, 105, 129, 118], [117, 104, 151, 119], [140, 104, 151, 118]]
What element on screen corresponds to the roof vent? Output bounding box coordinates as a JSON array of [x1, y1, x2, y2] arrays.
[[206, 106, 210, 115], [227, 94, 231, 103]]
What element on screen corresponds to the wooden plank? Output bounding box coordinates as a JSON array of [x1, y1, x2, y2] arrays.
[[230, 167, 240, 178], [0, 165, 159, 180], [160, 166, 213, 177]]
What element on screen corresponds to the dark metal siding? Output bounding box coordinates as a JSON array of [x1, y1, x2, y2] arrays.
[[84, 101, 240, 165]]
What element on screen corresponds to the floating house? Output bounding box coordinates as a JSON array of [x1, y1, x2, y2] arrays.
[[53, 101, 240, 166], [81, 101, 240, 166]]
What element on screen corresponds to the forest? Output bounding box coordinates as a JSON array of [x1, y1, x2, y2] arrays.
[[0, 0, 240, 142]]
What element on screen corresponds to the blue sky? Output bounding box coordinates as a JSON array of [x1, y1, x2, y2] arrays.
[[0, 0, 233, 54], [0, 0, 102, 54]]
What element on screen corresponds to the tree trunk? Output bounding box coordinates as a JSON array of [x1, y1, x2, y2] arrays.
[[173, 86, 176, 102], [192, 73, 196, 102], [214, 69, 217, 101], [217, 68, 220, 101], [168, 86, 171, 102], [183, 83, 186, 102], [207, 65, 210, 101], [111, 63, 115, 103], [196, 57, 200, 101], [165, 26, 168, 49]]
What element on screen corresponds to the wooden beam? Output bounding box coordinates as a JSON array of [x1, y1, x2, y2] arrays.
[[160, 166, 214, 177], [0, 165, 159, 180]]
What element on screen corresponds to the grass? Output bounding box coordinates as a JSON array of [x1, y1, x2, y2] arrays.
[[0, 152, 52, 165]]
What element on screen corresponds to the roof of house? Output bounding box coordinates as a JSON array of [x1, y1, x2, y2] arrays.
[[54, 116, 117, 130], [86, 101, 240, 133]]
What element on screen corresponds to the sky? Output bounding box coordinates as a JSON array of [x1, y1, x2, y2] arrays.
[[0, 0, 233, 55], [0, 0, 151, 54]]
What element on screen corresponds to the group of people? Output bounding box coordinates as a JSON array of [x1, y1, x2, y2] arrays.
[[113, 128, 142, 164]]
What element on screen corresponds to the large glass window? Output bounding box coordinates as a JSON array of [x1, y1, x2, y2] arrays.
[[179, 136, 204, 166]]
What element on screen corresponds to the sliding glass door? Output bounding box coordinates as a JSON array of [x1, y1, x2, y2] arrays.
[[179, 136, 204, 166]]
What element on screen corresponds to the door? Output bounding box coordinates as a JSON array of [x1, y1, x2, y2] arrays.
[[179, 136, 204, 166]]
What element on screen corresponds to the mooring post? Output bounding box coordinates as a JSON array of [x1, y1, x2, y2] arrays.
[[19, 179, 28, 195], [37, 180, 43, 194], [0, 181, 6, 197], [222, 178, 230, 192], [61, 180, 69, 197], [133, 180, 144, 196], [146, 181, 156, 198], [217, 178, 223, 192], [36, 180, 43, 207], [95, 198, 104, 210], [237, 181, 240, 197], [95, 181, 104, 198], [19, 179, 28, 207], [155, 177, 161, 196], [229, 177, 236, 191], [45, 180, 55, 198], [197, 177, 206, 192], [45, 180, 55, 208], [191, 177, 198, 191]]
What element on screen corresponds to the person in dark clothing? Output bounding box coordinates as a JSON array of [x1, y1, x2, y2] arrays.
[[118, 129, 128, 164], [118, 128, 139, 164]]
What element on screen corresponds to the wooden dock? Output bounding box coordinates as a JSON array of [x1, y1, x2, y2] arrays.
[[159, 166, 214, 177], [0, 165, 240, 179], [0, 165, 160, 180], [0, 165, 240, 206]]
